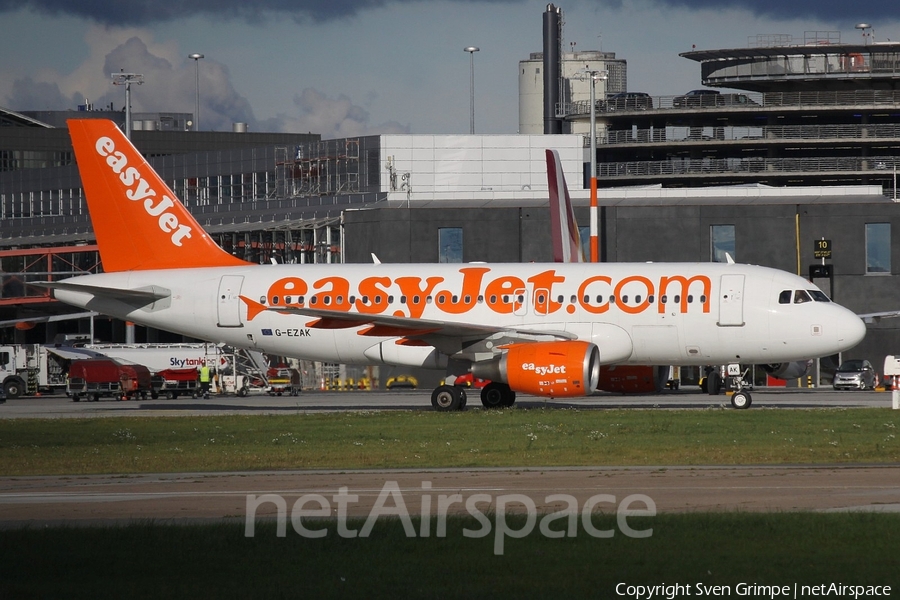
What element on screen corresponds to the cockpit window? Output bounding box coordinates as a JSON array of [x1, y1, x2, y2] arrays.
[[809, 290, 831, 302], [794, 290, 812, 304], [778, 290, 792, 304]]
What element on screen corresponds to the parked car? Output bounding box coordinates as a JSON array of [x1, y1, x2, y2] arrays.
[[832, 359, 877, 390], [719, 93, 758, 106], [674, 90, 759, 108], [673, 89, 720, 108], [607, 92, 653, 110]]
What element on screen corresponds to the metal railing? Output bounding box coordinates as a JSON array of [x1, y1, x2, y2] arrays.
[[596, 156, 899, 179], [601, 123, 900, 146], [559, 89, 900, 118]]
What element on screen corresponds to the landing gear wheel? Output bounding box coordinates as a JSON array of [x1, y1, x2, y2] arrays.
[[707, 371, 722, 396], [458, 388, 468, 410], [731, 390, 752, 409], [480, 382, 505, 409], [431, 385, 463, 411], [481, 383, 516, 409]]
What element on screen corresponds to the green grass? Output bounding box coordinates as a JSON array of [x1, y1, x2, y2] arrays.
[[2, 409, 898, 597], [0, 407, 898, 475], [1, 513, 897, 599]]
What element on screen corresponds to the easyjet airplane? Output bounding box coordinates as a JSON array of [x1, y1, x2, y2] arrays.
[[50, 119, 866, 410]]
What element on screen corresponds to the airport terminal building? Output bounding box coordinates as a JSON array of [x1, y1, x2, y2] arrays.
[[2, 27, 900, 386]]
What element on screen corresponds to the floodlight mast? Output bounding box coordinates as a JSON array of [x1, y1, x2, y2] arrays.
[[188, 53, 204, 131], [573, 68, 607, 262], [111, 72, 144, 139], [464, 46, 480, 134]]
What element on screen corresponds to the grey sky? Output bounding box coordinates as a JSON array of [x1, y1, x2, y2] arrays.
[[1, 0, 897, 136]]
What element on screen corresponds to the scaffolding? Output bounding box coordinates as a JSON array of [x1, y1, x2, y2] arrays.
[[0, 245, 101, 306], [276, 139, 360, 198], [214, 218, 341, 265]]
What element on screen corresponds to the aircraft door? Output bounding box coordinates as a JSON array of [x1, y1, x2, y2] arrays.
[[533, 288, 550, 315], [514, 288, 528, 316], [217, 275, 244, 328], [718, 274, 745, 327]]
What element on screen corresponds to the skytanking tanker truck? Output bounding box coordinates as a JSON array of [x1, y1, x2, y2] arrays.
[[0, 343, 240, 399]]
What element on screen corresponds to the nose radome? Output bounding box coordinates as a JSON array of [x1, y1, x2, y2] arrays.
[[838, 310, 867, 351]]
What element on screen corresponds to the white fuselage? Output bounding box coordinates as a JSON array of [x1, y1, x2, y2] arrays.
[[53, 261, 865, 369]]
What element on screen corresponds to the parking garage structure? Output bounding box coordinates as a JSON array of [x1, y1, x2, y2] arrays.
[[558, 32, 900, 193]]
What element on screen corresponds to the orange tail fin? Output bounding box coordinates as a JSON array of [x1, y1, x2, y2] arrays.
[[67, 119, 249, 272]]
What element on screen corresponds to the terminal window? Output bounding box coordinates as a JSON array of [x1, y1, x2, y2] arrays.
[[865, 223, 891, 274], [439, 227, 463, 263], [711, 224, 735, 262], [578, 226, 590, 259]]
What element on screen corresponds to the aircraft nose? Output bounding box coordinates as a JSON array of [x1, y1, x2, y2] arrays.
[[837, 309, 867, 350]]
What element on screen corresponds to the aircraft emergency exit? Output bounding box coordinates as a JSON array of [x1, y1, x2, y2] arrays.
[[50, 119, 866, 410]]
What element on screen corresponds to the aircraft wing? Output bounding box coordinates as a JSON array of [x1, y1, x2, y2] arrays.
[[858, 310, 900, 323], [268, 306, 576, 358]]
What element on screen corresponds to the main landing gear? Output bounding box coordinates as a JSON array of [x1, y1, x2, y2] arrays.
[[430, 382, 517, 412], [431, 385, 467, 411], [479, 382, 516, 409]]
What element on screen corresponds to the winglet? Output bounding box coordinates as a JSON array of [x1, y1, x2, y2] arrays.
[[67, 119, 249, 272], [546, 149, 584, 263]]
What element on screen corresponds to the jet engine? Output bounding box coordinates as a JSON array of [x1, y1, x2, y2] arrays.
[[472, 341, 600, 398], [597, 365, 669, 393], [762, 360, 813, 381]]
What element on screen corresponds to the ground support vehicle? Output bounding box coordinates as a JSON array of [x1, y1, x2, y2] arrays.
[[0, 344, 69, 398], [266, 367, 301, 396], [156, 368, 199, 399], [67, 359, 156, 401]]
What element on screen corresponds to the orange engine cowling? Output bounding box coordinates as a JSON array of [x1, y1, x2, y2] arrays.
[[597, 365, 668, 393], [472, 341, 600, 398]]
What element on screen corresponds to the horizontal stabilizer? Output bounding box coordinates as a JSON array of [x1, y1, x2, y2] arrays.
[[37, 281, 171, 303]]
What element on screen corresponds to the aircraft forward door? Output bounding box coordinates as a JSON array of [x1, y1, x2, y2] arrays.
[[217, 275, 244, 328], [718, 274, 745, 327]]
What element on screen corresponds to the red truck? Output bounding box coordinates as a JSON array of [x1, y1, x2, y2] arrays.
[[67, 359, 157, 402]]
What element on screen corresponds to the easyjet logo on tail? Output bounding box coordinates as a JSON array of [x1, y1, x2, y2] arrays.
[[95, 137, 193, 247]]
